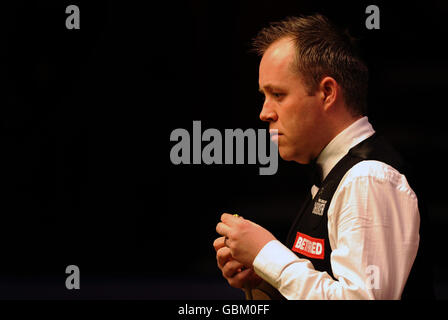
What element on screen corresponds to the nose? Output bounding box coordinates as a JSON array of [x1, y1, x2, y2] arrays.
[[259, 100, 278, 123]]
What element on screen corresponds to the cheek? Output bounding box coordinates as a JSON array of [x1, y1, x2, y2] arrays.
[[283, 99, 318, 141], [281, 104, 305, 133]]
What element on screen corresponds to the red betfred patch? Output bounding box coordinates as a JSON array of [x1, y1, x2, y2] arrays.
[[292, 232, 325, 259]]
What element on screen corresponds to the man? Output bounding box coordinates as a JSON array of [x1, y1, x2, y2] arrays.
[[213, 14, 433, 299]]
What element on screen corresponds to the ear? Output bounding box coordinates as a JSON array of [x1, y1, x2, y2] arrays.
[[319, 76, 338, 111]]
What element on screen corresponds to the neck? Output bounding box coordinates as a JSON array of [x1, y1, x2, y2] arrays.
[[331, 114, 363, 140], [314, 113, 363, 161]]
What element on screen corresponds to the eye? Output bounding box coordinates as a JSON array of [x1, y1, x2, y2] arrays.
[[272, 92, 284, 99]]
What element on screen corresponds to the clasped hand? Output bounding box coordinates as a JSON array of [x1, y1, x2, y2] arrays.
[[213, 213, 276, 289]]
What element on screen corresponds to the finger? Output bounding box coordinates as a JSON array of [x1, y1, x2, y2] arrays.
[[221, 213, 243, 225], [233, 267, 253, 282], [221, 213, 246, 232], [216, 246, 232, 269], [216, 221, 231, 237], [222, 259, 245, 279], [213, 237, 226, 251], [228, 268, 253, 289], [221, 213, 233, 223]]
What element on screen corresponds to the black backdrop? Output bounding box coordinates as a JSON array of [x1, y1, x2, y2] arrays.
[[1, 0, 448, 299]]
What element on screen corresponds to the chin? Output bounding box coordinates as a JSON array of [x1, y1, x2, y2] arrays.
[[278, 148, 294, 162], [279, 148, 306, 164]]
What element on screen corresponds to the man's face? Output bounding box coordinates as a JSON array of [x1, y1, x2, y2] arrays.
[[258, 37, 323, 164]]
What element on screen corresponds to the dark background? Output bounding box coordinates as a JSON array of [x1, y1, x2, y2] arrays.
[[1, 0, 447, 299]]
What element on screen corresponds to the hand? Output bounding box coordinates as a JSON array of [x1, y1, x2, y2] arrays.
[[213, 236, 262, 289], [215, 213, 276, 267]]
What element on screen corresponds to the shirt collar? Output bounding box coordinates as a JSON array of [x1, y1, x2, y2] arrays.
[[316, 116, 375, 181]]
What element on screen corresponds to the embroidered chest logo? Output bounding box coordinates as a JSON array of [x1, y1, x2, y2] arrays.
[[292, 232, 325, 259], [312, 198, 327, 216]]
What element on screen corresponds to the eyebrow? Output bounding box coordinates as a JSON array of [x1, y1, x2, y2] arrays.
[[259, 84, 282, 93]]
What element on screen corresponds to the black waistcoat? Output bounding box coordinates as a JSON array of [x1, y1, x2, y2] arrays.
[[285, 133, 434, 299]]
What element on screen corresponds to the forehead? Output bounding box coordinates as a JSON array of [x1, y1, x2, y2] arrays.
[[259, 37, 298, 87]]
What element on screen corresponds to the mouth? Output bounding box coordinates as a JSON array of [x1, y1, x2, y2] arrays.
[[269, 129, 282, 142]]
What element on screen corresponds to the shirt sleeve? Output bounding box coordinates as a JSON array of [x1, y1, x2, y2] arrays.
[[252, 161, 420, 300]]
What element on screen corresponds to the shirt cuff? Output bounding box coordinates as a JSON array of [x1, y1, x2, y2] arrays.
[[253, 240, 300, 287]]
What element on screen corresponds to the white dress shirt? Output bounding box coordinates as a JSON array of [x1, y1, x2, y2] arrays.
[[252, 117, 420, 299]]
